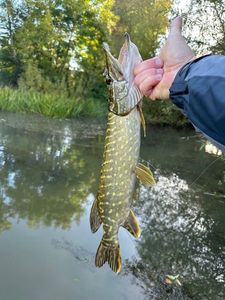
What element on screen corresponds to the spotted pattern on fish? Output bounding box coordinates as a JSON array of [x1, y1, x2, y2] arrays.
[[96, 108, 140, 245], [89, 34, 153, 273]]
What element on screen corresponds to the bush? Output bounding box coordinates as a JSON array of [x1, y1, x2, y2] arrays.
[[143, 98, 189, 127], [0, 87, 188, 126]]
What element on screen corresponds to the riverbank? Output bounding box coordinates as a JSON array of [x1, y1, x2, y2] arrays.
[[0, 87, 189, 127]]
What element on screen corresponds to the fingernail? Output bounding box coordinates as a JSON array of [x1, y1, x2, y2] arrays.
[[155, 57, 163, 66]]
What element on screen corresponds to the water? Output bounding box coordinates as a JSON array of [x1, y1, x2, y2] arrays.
[[0, 112, 224, 300]]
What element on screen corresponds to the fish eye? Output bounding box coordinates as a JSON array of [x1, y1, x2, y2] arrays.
[[106, 77, 112, 85]]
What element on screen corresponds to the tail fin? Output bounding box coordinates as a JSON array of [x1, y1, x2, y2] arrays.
[[95, 238, 121, 273]]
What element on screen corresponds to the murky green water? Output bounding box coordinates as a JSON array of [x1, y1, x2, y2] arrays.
[[0, 112, 224, 300]]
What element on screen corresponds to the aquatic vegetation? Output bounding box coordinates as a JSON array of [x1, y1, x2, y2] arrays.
[[0, 86, 188, 125], [0, 87, 107, 119]]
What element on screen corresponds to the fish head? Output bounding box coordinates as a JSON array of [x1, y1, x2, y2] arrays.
[[103, 34, 143, 115]]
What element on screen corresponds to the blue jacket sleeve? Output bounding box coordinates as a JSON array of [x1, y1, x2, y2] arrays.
[[169, 54, 225, 152]]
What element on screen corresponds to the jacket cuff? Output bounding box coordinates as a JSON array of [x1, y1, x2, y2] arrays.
[[169, 54, 212, 107]]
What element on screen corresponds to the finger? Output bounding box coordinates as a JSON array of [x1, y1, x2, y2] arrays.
[[150, 86, 169, 101], [134, 57, 163, 76], [169, 16, 182, 36], [144, 89, 152, 97], [134, 68, 163, 86], [139, 74, 162, 95]]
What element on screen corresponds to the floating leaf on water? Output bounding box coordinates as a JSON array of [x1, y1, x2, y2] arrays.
[[165, 278, 173, 284], [166, 274, 180, 281], [165, 274, 182, 286]]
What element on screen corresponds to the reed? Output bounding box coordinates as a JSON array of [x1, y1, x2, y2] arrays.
[[0, 87, 107, 119], [0, 87, 188, 126]]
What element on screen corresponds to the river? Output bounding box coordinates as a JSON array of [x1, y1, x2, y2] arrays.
[[0, 112, 224, 300]]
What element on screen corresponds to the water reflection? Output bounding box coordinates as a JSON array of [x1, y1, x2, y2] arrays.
[[204, 141, 223, 156], [0, 113, 224, 300], [124, 172, 225, 299], [0, 122, 99, 231]]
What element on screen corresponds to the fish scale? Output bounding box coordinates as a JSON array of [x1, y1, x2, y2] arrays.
[[99, 110, 141, 236], [90, 34, 155, 273]]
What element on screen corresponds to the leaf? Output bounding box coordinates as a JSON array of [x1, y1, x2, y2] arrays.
[[165, 278, 173, 284], [165, 274, 182, 286], [166, 274, 180, 281]]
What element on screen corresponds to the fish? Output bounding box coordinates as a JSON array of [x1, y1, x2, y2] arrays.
[[90, 34, 155, 273]]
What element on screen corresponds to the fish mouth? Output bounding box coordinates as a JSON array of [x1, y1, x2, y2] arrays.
[[103, 33, 142, 85], [103, 33, 143, 115], [102, 33, 131, 56], [102, 33, 133, 82], [103, 42, 123, 81], [102, 42, 111, 55], [123, 32, 131, 49]]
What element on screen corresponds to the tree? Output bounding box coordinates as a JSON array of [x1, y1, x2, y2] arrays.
[[0, 0, 24, 85], [173, 0, 225, 55], [111, 0, 172, 59], [0, 0, 117, 96]]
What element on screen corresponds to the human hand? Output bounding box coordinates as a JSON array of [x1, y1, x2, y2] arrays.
[[134, 16, 195, 100]]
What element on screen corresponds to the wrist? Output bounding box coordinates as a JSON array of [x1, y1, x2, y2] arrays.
[[168, 55, 196, 88]]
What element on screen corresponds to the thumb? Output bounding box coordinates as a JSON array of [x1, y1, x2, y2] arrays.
[[169, 16, 182, 36]]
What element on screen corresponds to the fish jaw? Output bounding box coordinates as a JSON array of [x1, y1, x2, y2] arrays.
[[103, 33, 142, 84], [103, 42, 123, 82], [118, 33, 142, 88], [103, 34, 143, 115]]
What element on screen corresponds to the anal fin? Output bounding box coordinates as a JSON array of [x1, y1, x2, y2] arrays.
[[90, 198, 102, 233], [123, 209, 141, 238], [135, 162, 156, 187]]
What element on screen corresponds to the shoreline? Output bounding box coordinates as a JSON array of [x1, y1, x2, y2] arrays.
[[0, 87, 190, 128]]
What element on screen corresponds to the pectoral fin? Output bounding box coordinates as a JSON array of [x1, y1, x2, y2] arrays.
[[123, 210, 141, 238], [135, 163, 156, 187], [90, 198, 102, 233]]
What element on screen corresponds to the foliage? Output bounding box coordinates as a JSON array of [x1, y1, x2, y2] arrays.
[[0, 0, 116, 95], [0, 86, 187, 126], [0, 0, 224, 124], [143, 99, 189, 127], [18, 63, 56, 93], [111, 0, 172, 58], [0, 0, 24, 85]]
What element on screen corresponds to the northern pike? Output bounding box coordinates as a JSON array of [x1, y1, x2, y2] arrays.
[[90, 34, 155, 273]]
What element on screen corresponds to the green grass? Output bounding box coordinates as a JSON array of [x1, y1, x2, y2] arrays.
[[0, 87, 107, 119], [0, 87, 188, 126]]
